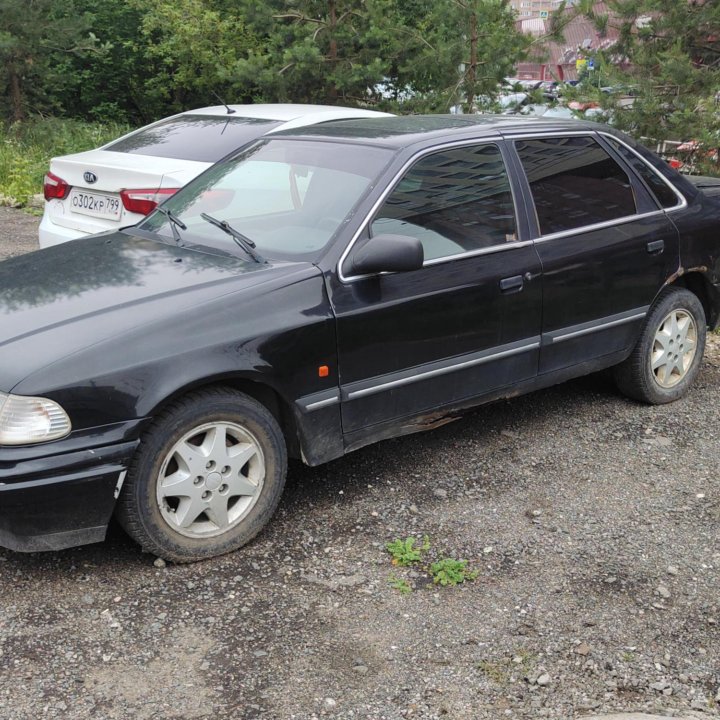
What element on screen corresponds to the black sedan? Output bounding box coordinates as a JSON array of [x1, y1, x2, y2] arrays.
[[1, 116, 719, 562]]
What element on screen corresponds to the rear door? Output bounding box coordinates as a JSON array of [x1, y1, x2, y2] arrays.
[[327, 140, 543, 442], [508, 133, 681, 374]]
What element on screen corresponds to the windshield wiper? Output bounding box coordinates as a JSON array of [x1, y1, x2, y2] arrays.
[[154, 206, 187, 244], [200, 213, 267, 264]]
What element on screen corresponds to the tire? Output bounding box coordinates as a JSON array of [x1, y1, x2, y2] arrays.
[[614, 287, 706, 404], [116, 387, 287, 563]]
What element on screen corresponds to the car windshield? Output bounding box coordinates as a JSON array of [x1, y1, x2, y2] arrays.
[[137, 138, 393, 261], [104, 115, 284, 162]]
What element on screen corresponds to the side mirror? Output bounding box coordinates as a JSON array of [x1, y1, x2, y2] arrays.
[[350, 234, 424, 276]]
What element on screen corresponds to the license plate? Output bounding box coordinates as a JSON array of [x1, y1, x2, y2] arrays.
[[69, 190, 122, 220]]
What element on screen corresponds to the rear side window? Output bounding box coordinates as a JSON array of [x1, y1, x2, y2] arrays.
[[603, 136, 681, 209], [371, 143, 517, 261], [515, 136, 637, 235], [105, 115, 283, 162]]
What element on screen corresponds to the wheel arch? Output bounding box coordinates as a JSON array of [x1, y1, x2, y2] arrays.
[[144, 375, 302, 460], [667, 269, 720, 329]]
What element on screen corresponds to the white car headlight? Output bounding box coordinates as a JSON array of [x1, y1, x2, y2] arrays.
[[0, 391, 72, 445]]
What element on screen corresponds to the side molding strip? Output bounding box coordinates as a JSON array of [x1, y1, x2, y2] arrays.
[[344, 337, 541, 401], [296, 390, 341, 413], [545, 307, 649, 345]]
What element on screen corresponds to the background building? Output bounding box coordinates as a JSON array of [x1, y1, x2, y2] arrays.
[[509, 0, 564, 20], [512, 1, 621, 81]]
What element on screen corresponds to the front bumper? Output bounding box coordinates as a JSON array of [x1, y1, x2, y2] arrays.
[[0, 421, 142, 552]]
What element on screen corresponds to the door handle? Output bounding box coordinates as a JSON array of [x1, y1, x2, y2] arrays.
[[647, 239, 664, 254], [500, 275, 524, 293]]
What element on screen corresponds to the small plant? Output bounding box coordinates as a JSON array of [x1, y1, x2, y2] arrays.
[[478, 648, 536, 685], [429, 557, 478, 586], [388, 575, 413, 595], [386, 535, 430, 566], [477, 659, 509, 685]]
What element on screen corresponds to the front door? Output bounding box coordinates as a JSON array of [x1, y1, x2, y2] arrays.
[[327, 141, 543, 443]]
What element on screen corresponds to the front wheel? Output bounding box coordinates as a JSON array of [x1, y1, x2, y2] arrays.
[[614, 287, 706, 404], [116, 388, 287, 563]]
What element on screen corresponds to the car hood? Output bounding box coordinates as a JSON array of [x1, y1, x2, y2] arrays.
[[0, 232, 318, 392]]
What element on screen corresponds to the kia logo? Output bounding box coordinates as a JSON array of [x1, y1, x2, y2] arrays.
[[84, 171, 98, 184]]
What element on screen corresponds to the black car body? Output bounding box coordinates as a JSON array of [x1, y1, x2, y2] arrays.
[[2, 115, 719, 561]]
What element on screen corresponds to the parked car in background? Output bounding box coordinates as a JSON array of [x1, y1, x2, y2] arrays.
[[519, 104, 576, 119], [39, 104, 392, 248], [3, 115, 719, 562]]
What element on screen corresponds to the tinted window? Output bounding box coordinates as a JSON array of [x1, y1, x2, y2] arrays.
[[604, 136, 680, 209], [371, 144, 517, 261], [105, 115, 283, 162], [515, 136, 637, 235]]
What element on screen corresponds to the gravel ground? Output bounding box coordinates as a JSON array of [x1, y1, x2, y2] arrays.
[[0, 207, 40, 259], [0, 208, 718, 720]]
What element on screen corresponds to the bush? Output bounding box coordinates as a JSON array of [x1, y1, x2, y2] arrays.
[[0, 117, 131, 208]]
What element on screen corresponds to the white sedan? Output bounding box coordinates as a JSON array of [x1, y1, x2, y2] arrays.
[[39, 104, 391, 248]]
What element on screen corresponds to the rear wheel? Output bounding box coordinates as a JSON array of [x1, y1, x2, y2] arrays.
[[614, 287, 706, 404], [116, 388, 287, 563]]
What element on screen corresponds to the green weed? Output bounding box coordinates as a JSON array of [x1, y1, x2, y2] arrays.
[[428, 557, 478, 586], [386, 535, 430, 567], [477, 659, 509, 684], [388, 575, 413, 595]]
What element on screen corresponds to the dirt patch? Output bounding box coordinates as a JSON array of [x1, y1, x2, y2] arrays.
[[0, 206, 40, 259]]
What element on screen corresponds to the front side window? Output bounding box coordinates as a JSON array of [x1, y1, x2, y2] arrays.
[[371, 143, 517, 261], [515, 136, 638, 235]]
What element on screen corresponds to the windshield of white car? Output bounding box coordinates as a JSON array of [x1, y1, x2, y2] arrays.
[[104, 115, 284, 162], [138, 138, 393, 261]]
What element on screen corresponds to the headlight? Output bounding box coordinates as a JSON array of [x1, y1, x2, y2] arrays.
[[0, 391, 72, 445]]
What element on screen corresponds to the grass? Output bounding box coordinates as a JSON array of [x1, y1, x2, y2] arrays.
[[477, 649, 537, 686], [0, 117, 131, 208]]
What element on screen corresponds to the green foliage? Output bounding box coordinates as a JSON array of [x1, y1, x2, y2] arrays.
[[129, 0, 260, 114], [0, 0, 101, 121], [384, 534, 479, 592], [388, 575, 413, 595], [0, 118, 130, 207], [386, 535, 430, 567], [54, 0, 150, 124], [428, 557, 479, 586], [1, 0, 531, 122], [574, 0, 720, 172]]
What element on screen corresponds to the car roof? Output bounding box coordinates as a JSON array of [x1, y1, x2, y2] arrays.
[[272, 114, 604, 149], [183, 104, 391, 122]]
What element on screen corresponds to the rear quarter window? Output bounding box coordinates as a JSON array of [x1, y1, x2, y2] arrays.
[[105, 116, 283, 162], [602, 136, 681, 209]]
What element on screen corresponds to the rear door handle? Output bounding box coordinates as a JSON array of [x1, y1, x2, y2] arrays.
[[647, 239, 664, 254], [500, 274, 524, 293]]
